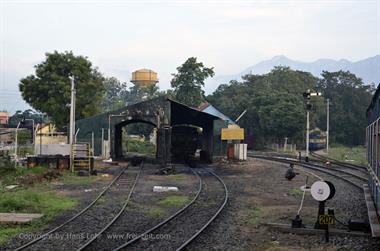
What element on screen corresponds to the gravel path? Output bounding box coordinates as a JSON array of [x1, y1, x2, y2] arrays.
[[82, 164, 199, 251], [23, 165, 141, 251], [121, 167, 226, 251]]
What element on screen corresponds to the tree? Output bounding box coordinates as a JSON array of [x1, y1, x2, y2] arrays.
[[101, 75, 165, 112], [171, 57, 214, 107], [8, 109, 47, 126], [124, 84, 160, 105], [208, 67, 318, 147], [208, 67, 373, 148], [101, 77, 128, 112], [19, 51, 105, 128], [14, 130, 32, 145], [316, 70, 374, 145]]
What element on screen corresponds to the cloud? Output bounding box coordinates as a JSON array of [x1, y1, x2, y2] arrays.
[[1, 0, 379, 113]]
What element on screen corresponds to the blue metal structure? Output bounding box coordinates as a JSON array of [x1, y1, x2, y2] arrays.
[[200, 103, 236, 125], [309, 128, 327, 150]]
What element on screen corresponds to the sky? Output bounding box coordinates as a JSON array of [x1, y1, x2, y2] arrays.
[[1, 0, 379, 114]]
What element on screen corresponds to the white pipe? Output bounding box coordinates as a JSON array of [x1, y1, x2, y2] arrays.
[[75, 128, 80, 143], [14, 121, 21, 168], [235, 109, 247, 123]]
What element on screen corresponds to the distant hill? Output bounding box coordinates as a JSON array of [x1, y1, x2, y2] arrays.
[[206, 55, 380, 93]]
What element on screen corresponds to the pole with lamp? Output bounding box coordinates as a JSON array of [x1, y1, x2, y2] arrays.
[[303, 90, 322, 161], [326, 98, 330, 153]]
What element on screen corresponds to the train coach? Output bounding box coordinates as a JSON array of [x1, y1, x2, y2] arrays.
[[309, 128, 327, 151], [366, 85, 380, 218]]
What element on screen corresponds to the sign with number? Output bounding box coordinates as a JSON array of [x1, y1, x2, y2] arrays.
[[221, 128, 244, 140], [318, 214, 335, 225]]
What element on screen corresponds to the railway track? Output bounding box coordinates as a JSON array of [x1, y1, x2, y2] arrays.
[[248, 154, 366, 190], [15, 162, 143, 251], [255, 151, 368, 176], [310, 151, 368, 172], [111, 166, 228, 251], [249, 153, 371, 236]]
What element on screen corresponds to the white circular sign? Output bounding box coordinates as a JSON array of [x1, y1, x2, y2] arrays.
[[310, 181, 331, 201]]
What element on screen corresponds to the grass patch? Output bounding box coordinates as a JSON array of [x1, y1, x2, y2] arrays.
[[0, 186, 77, 244], [289, 188, 305, 197], [59, 171, 100, 185], [124, 140, 156, 155], [97, 197, 106, 204], [0, 163, 95, 244], [327, 144, 367, 165], [128, 202, 167, 218], [0, 165, 49, 186], [244, 207, 262, 226], [0, 188, 76, 214], [158, 195, 189, 207], [166, 174, 187, 181], [145, 207, 166, 218]]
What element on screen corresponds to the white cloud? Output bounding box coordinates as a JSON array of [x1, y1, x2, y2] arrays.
[[1, 0, 379, 113]]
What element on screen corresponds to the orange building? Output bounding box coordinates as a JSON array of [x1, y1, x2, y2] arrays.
[[0, 112, 9, 124]]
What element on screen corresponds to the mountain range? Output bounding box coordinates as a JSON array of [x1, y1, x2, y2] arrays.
[[206, 55, 380, 93]]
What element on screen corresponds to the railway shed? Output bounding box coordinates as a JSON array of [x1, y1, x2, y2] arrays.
[[75, 96, 225, 164]]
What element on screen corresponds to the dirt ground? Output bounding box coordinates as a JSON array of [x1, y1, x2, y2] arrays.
[[190, 157, 375, 251], [1, 158, 377, 251]]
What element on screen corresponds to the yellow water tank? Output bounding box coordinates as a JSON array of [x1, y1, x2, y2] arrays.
[[131, 69, 158, 87]]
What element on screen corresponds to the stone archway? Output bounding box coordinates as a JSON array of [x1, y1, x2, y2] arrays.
[[113, 119, 157, 159]]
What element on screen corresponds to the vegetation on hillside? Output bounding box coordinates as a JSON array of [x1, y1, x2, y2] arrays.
[[16, 52, 374, 148], [207, 67, 374, 147]]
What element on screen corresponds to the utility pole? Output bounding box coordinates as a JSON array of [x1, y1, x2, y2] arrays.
[[69, 76, 76, 172], [306, 109, 310, 160], [303, 90, 322, 161], [326, 99, 330, 153]]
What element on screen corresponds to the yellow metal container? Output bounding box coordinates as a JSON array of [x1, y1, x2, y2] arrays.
[[131, 69, 158, 87]]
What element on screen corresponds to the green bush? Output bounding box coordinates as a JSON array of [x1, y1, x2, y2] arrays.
[[124, 140, 155, 155]]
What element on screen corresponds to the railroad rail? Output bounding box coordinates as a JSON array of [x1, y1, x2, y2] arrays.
[[310, 152, 368, 173], [14, 163, 143, 251], [248, 154, 365, 190], [112, 166, 228, 251], [76, 162, 143, 250]]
